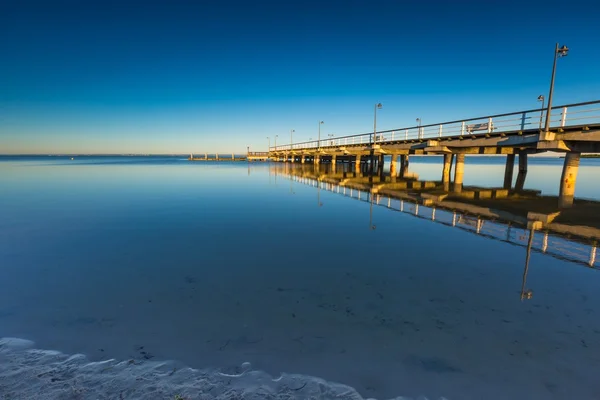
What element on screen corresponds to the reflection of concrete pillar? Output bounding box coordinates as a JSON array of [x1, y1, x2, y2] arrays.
[[442, 153, 453, 191], [453, 154, 465, 193], [390, 154, 398, 182], [559, 152, 580, 208], [515, 151, 528, 192], [503, 154, 515, 189]]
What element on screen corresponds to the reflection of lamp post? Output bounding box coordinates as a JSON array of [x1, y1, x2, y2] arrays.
[[369, 192, 376, 230], [317, 121, 324, 148], [537, 95, 545, 129], [521, 227, 535, 301], [544, 43, 569, 132], [416, 118, 422, 139]]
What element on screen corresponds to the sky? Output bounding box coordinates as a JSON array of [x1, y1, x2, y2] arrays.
[[1, 0, 599, 154]]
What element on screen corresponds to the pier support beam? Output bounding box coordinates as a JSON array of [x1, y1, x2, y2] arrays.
[[314, 155, 320, 165], [503, 154, 515, 189], [515, 151, 528, 192], [355, 155, 362, 174], [331, 155, 337, 173], [558, 152, 580, 208], [442, 153, 454, 191], [300, 155, 305, 164], [390, 154, 398, 182], [378, 155, 385, 181], [453, 154, 465, 193]]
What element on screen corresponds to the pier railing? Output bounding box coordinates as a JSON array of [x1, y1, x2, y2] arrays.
[[271, 100, 600, 151]]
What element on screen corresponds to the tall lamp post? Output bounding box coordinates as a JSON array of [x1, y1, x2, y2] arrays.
[[274, 135, 278, 150], [373, 103, 383, 144], [544, 43, 569, 132], [290, 129, 295, 148], [267, 136, 270, 150], [537, 95, 545, 130], [416, 118, 422, 139], [369, 103, 383, 181], [317, 121, 324, 148]]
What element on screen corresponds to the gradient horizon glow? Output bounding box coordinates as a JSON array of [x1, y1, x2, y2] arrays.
[[1, 0, 599, 154]]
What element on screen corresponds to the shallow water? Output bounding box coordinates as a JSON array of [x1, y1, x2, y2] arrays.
[[1, 156, 600, 400]]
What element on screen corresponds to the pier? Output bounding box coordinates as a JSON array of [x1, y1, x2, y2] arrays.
[[188, 153, 247, 161], [268, 100, 600, 208]]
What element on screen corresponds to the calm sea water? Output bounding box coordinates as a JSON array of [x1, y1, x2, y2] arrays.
[[1, 156, 600, 400]]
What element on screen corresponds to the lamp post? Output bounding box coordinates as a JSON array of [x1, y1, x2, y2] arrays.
[[537, 95, 545, 130], [544, 43, 569, 132], [274, 135, 278, 150], [369, 103, 383, 182], [290, 129, 295, 149], [318, 121, 324, 148], [267, 136, 270, 150], [373, 103, 383, 145], [416, 118, 422, 139]]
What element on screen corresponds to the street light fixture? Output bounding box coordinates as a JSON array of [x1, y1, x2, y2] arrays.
[[318, 121, 324, 148], [274, 135, 278, 151], [544, 43, 569, 133], [267, 136, 270, 150], [369, 103, 383, 182], [537, 95, 545, 130]]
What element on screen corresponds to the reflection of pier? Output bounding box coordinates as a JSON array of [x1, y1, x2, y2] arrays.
[[269, 100, 600, 208], [276, 165, 599, 270]]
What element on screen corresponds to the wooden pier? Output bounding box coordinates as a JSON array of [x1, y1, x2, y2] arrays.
[[268, 100, 600, 208]]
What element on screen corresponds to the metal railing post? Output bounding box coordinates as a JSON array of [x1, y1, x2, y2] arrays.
[[561, 107, 568, 127], [438, 124, 443, 137], [461, 121, 465, 136], [488, 117, 493, 133], [405, 129, 408, 140]]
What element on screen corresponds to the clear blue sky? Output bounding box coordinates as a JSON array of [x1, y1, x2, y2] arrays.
[[1, 0, 599, 154]]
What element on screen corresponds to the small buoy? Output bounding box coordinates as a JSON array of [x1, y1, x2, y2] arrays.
[[71, 157, 74, 160]]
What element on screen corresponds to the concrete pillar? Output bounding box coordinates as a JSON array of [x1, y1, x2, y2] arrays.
[[442, 153, 453, 191], [378, 155, 385, 181], [314, 155, 320, 165], [503, 153, 515, 189], [515, 151, 528, 192], [355, 155, 361, 174], [300, 155, 305, 164], [399, 155, 407, 178], [558, 152, 580, 208], [390, 155, 398, 182], [331, 155, 337, 173], [453, 154, 465, 193]]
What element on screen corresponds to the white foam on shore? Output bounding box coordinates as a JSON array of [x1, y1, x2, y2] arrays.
[[0, 337, 435, 400]]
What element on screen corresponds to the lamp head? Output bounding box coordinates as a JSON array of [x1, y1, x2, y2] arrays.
[[319, 121, 324, 124], [537, 95, 544, 101], [557, 45, 569, 57], [376, 103, 382, 109]]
